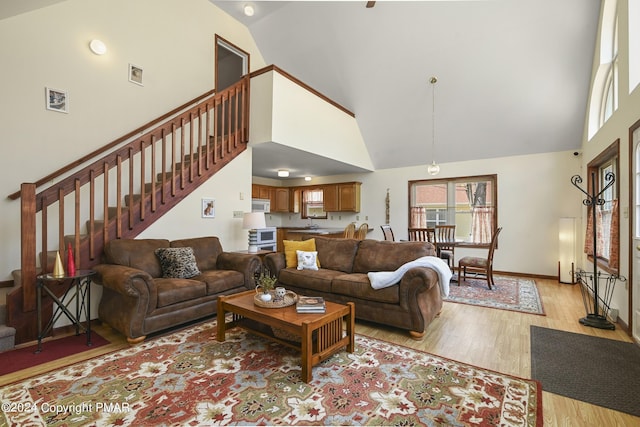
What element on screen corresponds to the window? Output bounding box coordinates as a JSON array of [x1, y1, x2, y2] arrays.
[[301, 189, 327, 219], [409, 174, 497, 246], [585, 140, 620, 272], [588, 0, 619, 139]]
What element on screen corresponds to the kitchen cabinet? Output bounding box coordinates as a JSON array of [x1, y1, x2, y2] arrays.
[[252, 184, 271, 200], [272, 187, 290, 212], [322, 184, 338, 212], [323, 182, 361, 212]]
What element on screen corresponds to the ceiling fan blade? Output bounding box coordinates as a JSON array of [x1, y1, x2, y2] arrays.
[[366, 1, 376, 8]]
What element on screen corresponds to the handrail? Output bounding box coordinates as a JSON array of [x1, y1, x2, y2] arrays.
[[251, 65, 355, 118], [8, 77, 249, 344], [7, 89, 216, 200]]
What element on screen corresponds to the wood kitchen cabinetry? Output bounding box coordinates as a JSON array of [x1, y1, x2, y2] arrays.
[[272, 187, 290, 213], [251, 181, 361, 213], [324, 182, 361, 212], [252, 184, 289, 212], [251, 184, 271, 200]]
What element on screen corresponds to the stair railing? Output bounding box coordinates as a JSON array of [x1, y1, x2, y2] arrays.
[[14, 76, 249, 315]]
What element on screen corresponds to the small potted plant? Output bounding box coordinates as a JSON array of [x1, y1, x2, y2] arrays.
[[255, 266, 278, 302]]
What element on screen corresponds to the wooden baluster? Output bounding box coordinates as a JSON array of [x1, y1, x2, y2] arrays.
[[171, 123, 177, 196], [116, 155, 122, 238], [213, 98, 219, 163], [197, 107, 203, 176], [103, 162, 109, 242], [41, 197, 48, 275], [205, 103, 211, 170], [150, 135, 156, 212], [139, 140, 146, 221], [241, 81, 247, 143], [21, 183, 37, 312], [74, 179, 80, 269], [89, 170, 95, 260], [233, 86, 239, 148], [58, 188, 64, 256], [188, 113, 194, 183], [221, 94, 227, 157], [180, 118, 185, 189], [128, 147, 134, 230], [161, 128, 167, 204]]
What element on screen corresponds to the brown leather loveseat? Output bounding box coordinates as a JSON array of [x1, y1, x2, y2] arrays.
[[264, 237, 444, 338], [94, 236, 260, 343]]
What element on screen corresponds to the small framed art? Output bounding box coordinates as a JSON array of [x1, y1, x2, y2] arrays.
[[128, 63, 143, 86], [202, 198, 215, 218], [45, 87, 68, 113]]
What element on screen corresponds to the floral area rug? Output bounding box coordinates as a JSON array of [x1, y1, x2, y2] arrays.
[[446, 275, 545, 315], [0, 321, 542, 426]]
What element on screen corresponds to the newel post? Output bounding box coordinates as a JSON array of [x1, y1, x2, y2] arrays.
[[21, 183, 37, 312]]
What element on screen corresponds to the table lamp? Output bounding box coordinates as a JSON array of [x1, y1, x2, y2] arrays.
[[243, 212, 266, 253]]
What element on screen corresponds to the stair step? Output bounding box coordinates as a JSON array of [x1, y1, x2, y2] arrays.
[[0, 325, 16, 352]]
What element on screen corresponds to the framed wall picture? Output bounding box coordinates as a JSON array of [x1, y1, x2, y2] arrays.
[[45, 87, 68, 113], [202, 198, 215, 218], [128, 63, 143, 86]]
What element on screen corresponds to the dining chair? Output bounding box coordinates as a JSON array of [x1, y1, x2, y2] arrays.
[[408, 228, 435, 243], [458, 227, 503, 289], [435, 225, 456, 268], [380, 225, 395, 241], [355, 223, 369, 240], [343, 222, 356, 238]]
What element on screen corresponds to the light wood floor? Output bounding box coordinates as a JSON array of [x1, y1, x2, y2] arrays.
[[1, 277, 637, 426]]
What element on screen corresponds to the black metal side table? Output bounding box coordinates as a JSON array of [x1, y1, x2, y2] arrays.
[[36, 269, 96, 353]]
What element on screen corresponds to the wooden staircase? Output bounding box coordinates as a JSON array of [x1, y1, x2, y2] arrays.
[[4, 77, 250, 345]]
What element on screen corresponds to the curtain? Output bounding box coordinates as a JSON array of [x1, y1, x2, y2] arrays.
[[608, 199, 619, 269], [470, 206, 494, 244], [584, 204, 604, 257], [410, 207, 426, 228]]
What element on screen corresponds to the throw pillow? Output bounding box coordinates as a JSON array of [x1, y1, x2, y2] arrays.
[[283, 239, 321, 268], [296, 250, 319, 270], [154, 247, 201, 279]]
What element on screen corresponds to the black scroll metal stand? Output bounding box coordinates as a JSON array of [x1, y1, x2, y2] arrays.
[[571, 172, 625, 330]]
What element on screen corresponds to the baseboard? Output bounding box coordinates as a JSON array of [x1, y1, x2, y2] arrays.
[[0, 280, 14, 288], [492, 270, 557, 281]]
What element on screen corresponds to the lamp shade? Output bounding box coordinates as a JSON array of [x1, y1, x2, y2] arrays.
[[242, 212, 266, 230], [559, 217, 577, 284]]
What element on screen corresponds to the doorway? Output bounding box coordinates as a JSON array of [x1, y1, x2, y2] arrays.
[[215, 35, 249, 91]]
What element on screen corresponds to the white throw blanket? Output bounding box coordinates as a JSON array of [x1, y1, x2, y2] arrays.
[[367, 256, 452, 297]]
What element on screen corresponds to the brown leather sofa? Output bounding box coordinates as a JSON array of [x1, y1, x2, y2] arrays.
[[94, 236, 260, 343], [264, 237, 443, 338]]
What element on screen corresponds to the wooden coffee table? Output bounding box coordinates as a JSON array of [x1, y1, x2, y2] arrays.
[[217, 290, 355, 382]]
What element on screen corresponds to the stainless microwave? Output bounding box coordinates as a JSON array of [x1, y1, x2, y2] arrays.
[[251, 198, 271, 213]]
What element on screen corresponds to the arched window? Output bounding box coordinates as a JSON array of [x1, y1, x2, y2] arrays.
[[588, 0, 619, 140]]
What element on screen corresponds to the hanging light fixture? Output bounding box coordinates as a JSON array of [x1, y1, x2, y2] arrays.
[[427, 76, 440, 176]]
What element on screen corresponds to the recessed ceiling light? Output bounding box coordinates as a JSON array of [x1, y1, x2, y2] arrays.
[[243, 4, 254, 17], [277, 169, 289, 177], [304, 176, 312, 181]]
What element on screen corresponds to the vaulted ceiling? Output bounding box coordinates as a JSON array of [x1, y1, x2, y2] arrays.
[[2, 1, 601, 180], [213, 0, 601, 179]]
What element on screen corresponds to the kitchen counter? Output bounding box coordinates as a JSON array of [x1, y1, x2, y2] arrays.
[[283, 227, 345, 235]]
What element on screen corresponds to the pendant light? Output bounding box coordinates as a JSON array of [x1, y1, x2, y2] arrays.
[[427, 76, 440, 176]]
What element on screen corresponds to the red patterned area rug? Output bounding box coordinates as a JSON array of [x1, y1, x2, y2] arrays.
[[446, 275, 545, 315], [0, 321, 542, 426]]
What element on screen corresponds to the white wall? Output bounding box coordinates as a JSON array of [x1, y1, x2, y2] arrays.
[[0, 0, 265, 280], [250, 69, 375, 172], [580, 0, 640, 328]]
